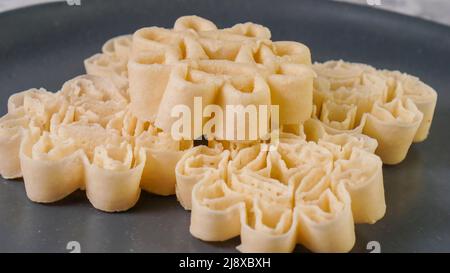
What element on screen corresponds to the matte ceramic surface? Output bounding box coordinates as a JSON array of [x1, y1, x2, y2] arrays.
[[0, 0, 449, 252]]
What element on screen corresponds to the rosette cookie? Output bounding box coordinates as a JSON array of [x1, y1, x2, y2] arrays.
[[189, 137, 384, 253], [312, 60, 434, 164], [127, 15, 313, 130]]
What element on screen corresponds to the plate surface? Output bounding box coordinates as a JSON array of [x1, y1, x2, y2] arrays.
[[0, 0, 449, 253]]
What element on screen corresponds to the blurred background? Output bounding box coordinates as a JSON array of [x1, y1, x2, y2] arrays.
[[336, 0, 450, 25], [1, 0, 450, 26]]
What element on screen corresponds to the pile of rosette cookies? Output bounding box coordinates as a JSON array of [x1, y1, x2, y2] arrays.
[[0, 16, 437, 252]]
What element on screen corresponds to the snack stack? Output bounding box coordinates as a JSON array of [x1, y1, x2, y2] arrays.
[[0, 16, 437, 253]]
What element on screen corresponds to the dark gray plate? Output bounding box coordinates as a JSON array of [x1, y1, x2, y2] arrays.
[[0, 0, 449, 253]]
